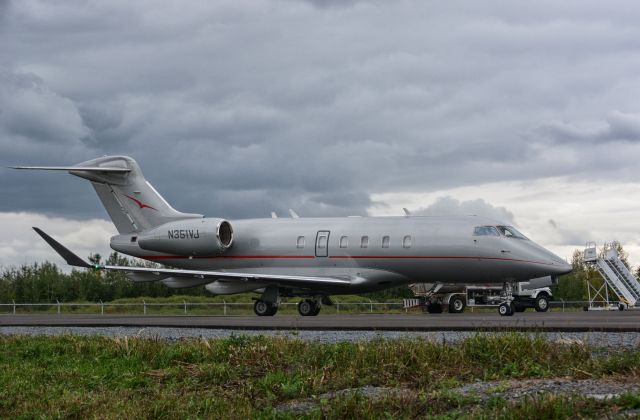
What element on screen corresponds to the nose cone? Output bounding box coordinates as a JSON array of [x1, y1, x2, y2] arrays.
[[532, 243, 572, 275], [552, 259, 573, 275]]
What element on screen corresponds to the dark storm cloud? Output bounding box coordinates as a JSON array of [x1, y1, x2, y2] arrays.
[[2, 0, 640, 220]]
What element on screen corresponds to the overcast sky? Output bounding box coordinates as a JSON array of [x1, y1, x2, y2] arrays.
[[2, 0, 640, 268]]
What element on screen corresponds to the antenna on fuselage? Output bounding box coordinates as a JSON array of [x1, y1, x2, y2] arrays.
[[289, 209, 300, 218]]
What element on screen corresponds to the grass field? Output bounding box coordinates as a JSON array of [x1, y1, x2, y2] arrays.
[[1, 333, 639, 418]]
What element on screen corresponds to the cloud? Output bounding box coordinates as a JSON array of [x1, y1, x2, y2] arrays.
[[410, 197, 515, 224], [2, 1, 640, 265], [544, 217, 590, 247], [0, 212, 115, 270], [0, 69, 91, 145], [538, 111, 640, 143]]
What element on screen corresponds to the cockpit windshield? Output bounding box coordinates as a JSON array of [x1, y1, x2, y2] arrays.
[[496, 226, 528, 240], [473, 226, 500, 237]]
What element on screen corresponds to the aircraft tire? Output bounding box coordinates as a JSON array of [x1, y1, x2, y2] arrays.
[[311, 303, 321, 316], [498, 302, 513, 316], [298, 299, 316, 316], [448, 296, 466, 314], [534, 294, 549, 312], [254, 300, 276, 317]]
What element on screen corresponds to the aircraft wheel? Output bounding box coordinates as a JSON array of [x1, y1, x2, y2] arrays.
[[254, 300, 276, 316], [268, 304, 279, 316], [448, 296, 466, 314], [298, 299, 316, 316], [534, 295, 549, 312], [498, 302, 513, 316], [311, 302, 321, 316]]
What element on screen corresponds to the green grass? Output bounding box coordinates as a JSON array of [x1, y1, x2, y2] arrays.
[[0, 333, 639, 418]]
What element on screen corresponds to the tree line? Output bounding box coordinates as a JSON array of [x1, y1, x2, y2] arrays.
[[0, 253, 208, 303], [0, 247, 635, 303]]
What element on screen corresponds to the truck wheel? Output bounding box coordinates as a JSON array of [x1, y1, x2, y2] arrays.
[[448, 296, 466, 313], [534, 294, 549, 312], [427, 303, 443, 314]]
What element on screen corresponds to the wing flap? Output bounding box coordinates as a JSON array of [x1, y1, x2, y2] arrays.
[[104, 264, 351, 287]]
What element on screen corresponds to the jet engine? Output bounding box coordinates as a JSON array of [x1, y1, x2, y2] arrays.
[[137, 218, 233, 256]]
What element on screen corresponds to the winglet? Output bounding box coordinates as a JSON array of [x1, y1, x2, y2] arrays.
[[32, 227, 93, 269]]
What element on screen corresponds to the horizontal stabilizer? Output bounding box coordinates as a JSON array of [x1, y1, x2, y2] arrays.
[[11, 166, 130, 173], [32, 227, 92, 269]]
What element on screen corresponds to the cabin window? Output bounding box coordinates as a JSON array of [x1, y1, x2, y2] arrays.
[[473, 226, 500, 237], [496, 226, 528, 240], [403, 235, 412, 248], [130, 236, 137, 243], [340, 236, 349, 248], [296, 236, 305, 248], [382, 236, 390, 248], [361, 235, 369, 248], [318, 236, 327, 249]]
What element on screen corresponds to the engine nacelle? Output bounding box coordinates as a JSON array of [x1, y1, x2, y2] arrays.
[[137, 218, 233, 256]]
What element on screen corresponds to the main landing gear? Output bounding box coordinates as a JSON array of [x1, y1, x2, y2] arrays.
[[298, 299, 321, 316], [254, 299, 278, 316]]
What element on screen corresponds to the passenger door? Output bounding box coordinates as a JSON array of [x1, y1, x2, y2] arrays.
[[315, 231, 330, 257]]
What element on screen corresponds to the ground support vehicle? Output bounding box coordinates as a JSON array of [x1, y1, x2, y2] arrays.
[[404, 280, 553, 314]]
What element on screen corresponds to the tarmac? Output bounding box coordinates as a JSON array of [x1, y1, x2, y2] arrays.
[[2, 311, 640, 332]]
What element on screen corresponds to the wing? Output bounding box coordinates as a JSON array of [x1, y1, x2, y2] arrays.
[[32, 227, 351, 288]]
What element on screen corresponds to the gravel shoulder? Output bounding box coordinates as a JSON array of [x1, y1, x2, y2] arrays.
[[2, 326, 640, 348]]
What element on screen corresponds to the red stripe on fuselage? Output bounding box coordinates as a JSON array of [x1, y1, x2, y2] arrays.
[[139, 254, 553, 266], [328, 255, 555, 266], [143, 255, 315, 260]]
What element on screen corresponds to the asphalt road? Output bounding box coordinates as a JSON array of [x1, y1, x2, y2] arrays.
[[2, 311, 640, 331]]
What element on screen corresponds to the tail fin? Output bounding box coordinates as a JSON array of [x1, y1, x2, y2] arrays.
[[13, 155, 202, 233]]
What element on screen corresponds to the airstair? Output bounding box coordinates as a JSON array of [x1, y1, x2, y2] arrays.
[[583, 242, 640, 309]]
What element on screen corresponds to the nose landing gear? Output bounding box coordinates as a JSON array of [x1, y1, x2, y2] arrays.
[[498, 281, 516, 317], [498, 301, 516, 316]]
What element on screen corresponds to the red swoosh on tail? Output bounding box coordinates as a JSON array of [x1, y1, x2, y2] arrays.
[[124, 194, 158, 211]]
